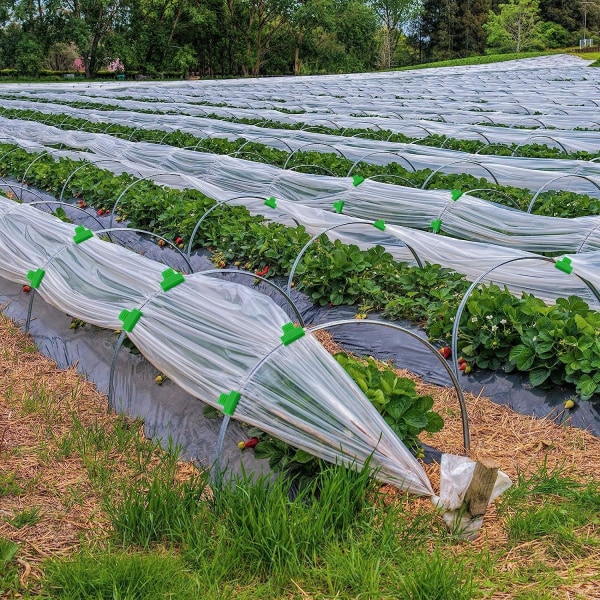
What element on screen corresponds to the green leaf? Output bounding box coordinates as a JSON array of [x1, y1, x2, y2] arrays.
[[294, 449, 316, 464], [577, 376, 597, 400], [509, 345, 535, 371], [529, 368, 551, 387], [403, 410, 428, 429], [366, 388, 386, 407], [386, 396, 411, 420], [424, 412, 444, 433]]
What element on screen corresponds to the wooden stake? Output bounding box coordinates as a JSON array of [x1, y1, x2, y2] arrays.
[[451, 458, 500, 540], [464, 458, 499, 517]]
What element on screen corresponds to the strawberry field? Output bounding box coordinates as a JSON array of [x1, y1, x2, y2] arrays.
[[1, 53, 600, 494]]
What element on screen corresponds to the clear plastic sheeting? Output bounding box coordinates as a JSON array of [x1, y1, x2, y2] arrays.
[[0, 194, 435, 496], [2, 122, 600, 256], [1, 55, 599, 134], [2, 136, 600, 307], [3, 100, 600, 196]]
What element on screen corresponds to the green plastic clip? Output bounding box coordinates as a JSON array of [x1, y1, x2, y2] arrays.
[[352, 175, 364, 187], [333, 200, 344, 214], [431, 218, 442, 234], [450, 189, 463, 201], [218, 390, 241, 416], [160, 268, 185, 292], [373, 219, 386, 231], [265, 197, 277, 209], [281, 322, 305, 346], [554, 257, 573, 274], [26, 268, 45, 289], [73, 225, 93, 244], [118, 308, 143, 332]]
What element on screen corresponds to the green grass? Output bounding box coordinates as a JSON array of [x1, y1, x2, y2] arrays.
[[2, 333, 599, 599], [10, 507, 42, 528], [393, 51, 556, 72], [0, 538, 20, 597], [42, 551, 202, 599]]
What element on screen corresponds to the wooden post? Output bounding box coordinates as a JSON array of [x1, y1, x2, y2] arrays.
[[464, 458, 499, 517], [454, 458, 500, 540]]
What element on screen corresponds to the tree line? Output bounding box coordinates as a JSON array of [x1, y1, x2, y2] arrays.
[[0, 0, 598, 78]]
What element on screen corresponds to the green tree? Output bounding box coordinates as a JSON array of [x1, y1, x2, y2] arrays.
[[484, 0, 542, 52], [455, 0, 490, 55], [333, 0, 379, 71], [63, 0, 131, 76], [289, 0, 334, 75], [369, 0, 418, 68]]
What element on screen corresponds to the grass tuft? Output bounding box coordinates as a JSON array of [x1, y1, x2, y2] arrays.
[[42, 550, 201, 599]]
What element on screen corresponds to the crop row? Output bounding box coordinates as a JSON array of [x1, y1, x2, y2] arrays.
[[1, 107, 600, 221], [1, 142, 600, 400], [3, 94, 600, 161]]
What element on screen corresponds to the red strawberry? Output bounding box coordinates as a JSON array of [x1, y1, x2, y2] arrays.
[[439, 346, 451, 359], [175, 236, 183, 244], [97, 209, 104, 216], [22, 285, 31, 293], [457, 356, 467, 365], [238, 437, 259, 450]]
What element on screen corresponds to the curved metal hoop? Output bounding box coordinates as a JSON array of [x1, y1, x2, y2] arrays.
[[59, 160, 143, 204], [464, 188, 522, 211], [440, 129, 492, 149], [404, 124, 433, 141], [299, 118, 340, 131], [286, 222, 424, 296], [232, 136, 293, 157], [186, 195, 267, 255], [508, 116, 546, 129], [109, 172, 186, 228], [341, 122, 381, 136], [19, 151, 51, 200], [27, 200, 108, 236], [474, 142, 512, 155], [200, 268, 304, 326], [213, 318, 471, 482], [527, 174, 600, 213], [286, 164, 337, 177], [511, 135, 568, 157], [346, 151, 416, 177], [420, 160, 499, 190], [98, 227, 194, 273], [1, 181, 48, 203], [366, 174, 415, 188], [308, 319, 470, 451], [450, 256, 600, 381], [282, 143, 348, 170]]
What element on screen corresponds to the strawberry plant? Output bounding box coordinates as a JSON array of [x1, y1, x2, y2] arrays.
[[3, 108, 600, 222], [249, 353, 443, 487], [333, 354, 444, 455], [3, 142, 600, 401]]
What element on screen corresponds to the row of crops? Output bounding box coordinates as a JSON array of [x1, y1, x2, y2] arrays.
[[1, 54, 599, 496]]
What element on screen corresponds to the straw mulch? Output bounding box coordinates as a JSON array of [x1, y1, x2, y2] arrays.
[[1, 315, 600, 598], [316, 329, 600, 599]]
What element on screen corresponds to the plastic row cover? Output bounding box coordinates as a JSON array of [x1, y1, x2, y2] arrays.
[[6, 84, 600, 130], [1, 55, 599, 131], [0, 194, 437, 495], [3, 99, 600, 194], [2, 121, 600, 255], [1, 131, 599, 308]]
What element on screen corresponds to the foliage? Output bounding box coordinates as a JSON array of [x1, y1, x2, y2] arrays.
[[484, 0, 543, 53], [333, 354, 444, 453], [0, 0, 589, 77], [2, 140, 600, 402]]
